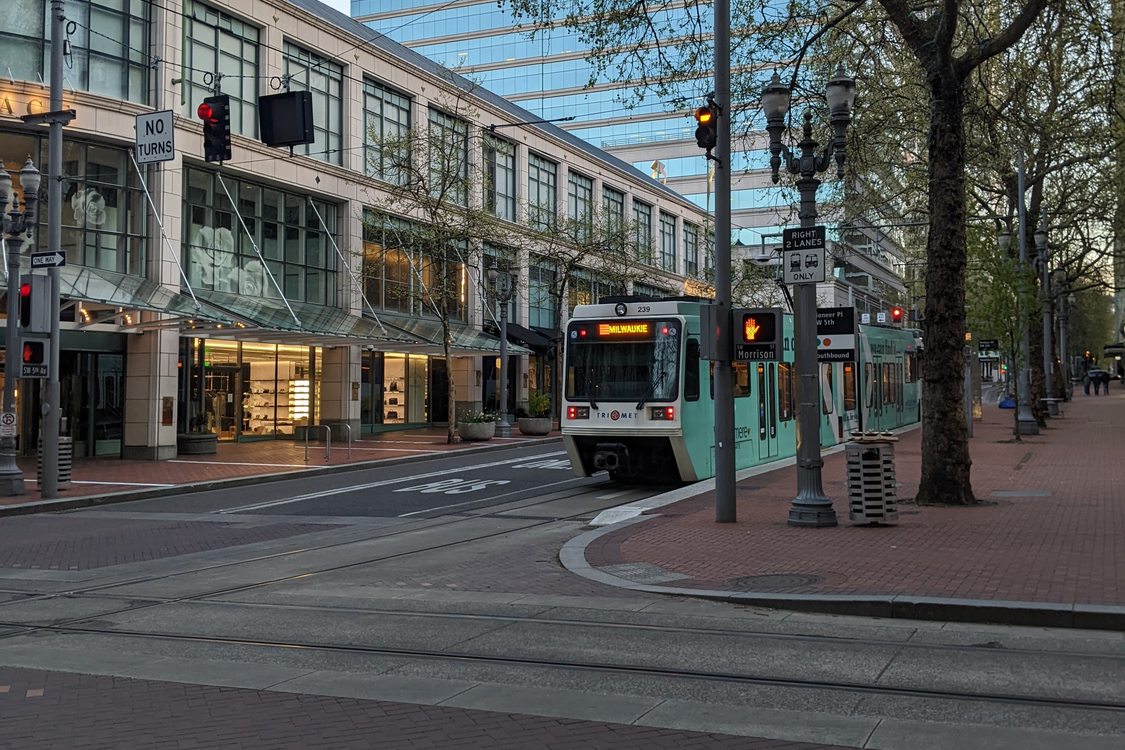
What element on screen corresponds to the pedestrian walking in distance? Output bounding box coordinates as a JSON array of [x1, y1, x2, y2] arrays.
[[1100, 370, 1111, 395], [1093, 372, 1102, 395], [1083, 372, 1091, 395]]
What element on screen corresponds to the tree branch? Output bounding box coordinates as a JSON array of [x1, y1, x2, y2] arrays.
[[957, 0, 1050, 75]]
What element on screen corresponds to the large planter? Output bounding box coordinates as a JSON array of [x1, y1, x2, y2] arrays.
[[177, 432, 218, 455], [517, 417, 552, 436], [458, 421, 495, 441]]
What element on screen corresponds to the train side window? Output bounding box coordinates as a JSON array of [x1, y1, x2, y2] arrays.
[[821, 363, 834, 414], [684, 339, 700, 401], [733, 362, 750, 397], [768, 363, 777, 437], [843, 363, 856, 411], [905, 352, 917, 383], [778, 362, 794, 420], [865, 363, 873, 408]]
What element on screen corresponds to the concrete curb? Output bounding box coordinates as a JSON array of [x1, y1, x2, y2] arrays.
[[561, 518, 1125, 631], [0, 437, 557, 518]]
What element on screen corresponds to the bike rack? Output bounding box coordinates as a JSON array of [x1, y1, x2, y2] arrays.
[[339, 423, 352, 459], [304, 424, 331, 464]]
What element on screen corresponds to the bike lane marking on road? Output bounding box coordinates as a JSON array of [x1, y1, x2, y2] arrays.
[[213, 451, 567, 514], [396, 476, 589, 517]]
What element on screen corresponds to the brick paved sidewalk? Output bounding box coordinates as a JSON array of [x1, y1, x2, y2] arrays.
[[0, 667, 854, 750], [585, 390, 1124, 612], [1, 428, 558, 511]]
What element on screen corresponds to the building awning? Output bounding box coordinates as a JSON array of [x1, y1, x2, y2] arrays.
[[385, 315, 530, 356], [193, 290, 528, 355], [0, 265, 233, 326], [481, 320, 553, 352]]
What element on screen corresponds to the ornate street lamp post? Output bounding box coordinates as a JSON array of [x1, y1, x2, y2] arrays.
[[762, 68, 855, 527], [488, 267, 513, 437], [0, 158, 42, 495]]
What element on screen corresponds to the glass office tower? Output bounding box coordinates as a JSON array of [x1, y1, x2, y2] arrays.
[[353, 1, 907, 307]]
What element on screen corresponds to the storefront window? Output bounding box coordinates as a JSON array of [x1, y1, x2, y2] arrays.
[[362, 212, 466, 321], [185, 340, 320, 440], [184, 168, 337, 305], [0, 138, 147, 275]]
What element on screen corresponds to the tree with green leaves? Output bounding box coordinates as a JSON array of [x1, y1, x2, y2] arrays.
[[506, 0, 1101, 504], [366, 91, 509, 443]]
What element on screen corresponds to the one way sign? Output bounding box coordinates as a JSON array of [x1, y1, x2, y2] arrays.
[[31, 251, 66, 268]]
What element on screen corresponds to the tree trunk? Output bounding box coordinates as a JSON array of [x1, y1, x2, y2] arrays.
[[915, 68, 976, 505], [1028, 318, 1047, 426]]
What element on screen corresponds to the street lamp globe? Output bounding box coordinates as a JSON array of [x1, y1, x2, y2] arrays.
[[1033, 227, 1047, 252], [761, 72, 791, 123], [487, 267, 497, 284], [998, 232, 1012, 255], [19, 158, 41, 196], [825, 66, 856, 118], [0, 168, 11, 204]]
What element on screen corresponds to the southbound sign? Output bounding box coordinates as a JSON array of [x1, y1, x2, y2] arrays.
[[817, 306, 856, 362]]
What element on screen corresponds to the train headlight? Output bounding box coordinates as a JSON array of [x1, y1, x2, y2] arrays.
[[567, 406, 590, 420], [650, 406, 675, 420]]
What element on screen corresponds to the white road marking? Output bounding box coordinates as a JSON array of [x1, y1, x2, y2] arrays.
[[397, 476, 584, 517], [213, 451, 566, 514]]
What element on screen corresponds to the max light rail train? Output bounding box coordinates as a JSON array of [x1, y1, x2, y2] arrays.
[[561, 297, 921, 483]]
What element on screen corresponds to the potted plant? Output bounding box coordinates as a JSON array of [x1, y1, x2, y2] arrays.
[[177, 414, 218, 455], [518, 391, 553, 436], [458, 411, 497, 441]]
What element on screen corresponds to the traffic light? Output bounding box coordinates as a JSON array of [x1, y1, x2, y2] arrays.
[[197, 95, 232, 162], [18, 279, 31, 328], [18, 274, 50, 333], [21, 339, 45, 366], [890, 306, 904, 325], [693, 105, 718, 153]]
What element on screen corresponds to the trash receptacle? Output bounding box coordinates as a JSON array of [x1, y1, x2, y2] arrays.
[[846, 432, 898, 525], [37, 436, 73, 487]]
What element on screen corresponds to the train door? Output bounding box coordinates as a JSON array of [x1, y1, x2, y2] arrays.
[[840, 362, 859, 437], [756, 362, 778, 460]]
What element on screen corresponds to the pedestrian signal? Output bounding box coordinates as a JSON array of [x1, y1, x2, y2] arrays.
[[732, 307, 782, 361], [693, 105, 718, 153], [21, 339, 45, 365], [197, 95, 232, 163]]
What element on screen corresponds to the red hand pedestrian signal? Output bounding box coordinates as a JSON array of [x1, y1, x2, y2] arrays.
[[744, 316, 762, 341]]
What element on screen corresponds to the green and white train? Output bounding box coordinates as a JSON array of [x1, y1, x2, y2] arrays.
[[561, 297, 921, 483]]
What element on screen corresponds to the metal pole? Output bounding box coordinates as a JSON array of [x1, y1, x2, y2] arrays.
[[788, 139, 835, 526], [1037, 224, 1055, 414], [1058, 281, 1070, 400], [497, 287, 511, 437], [713, 0, 735, 522], [41, 0, 65, 498], [1015, 150, 1038, 435], [0, 172, 36, 495]]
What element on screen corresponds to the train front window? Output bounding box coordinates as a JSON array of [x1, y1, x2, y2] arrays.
[[565, 319, 680, 403]]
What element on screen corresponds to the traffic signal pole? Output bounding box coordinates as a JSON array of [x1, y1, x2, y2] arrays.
[[41, 0, 66, 499], [713, 0, 736, 522]]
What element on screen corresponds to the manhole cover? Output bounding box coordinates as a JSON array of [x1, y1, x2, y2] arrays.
[[730, 573, 822, 592]]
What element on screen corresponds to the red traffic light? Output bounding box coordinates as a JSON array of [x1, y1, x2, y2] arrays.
[[197, 102, 217, 124], [890, 306, 904, 323]]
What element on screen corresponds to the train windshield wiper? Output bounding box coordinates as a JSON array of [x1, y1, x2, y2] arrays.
[[586, 367, 599, 409], [636, 371, 666, 410]]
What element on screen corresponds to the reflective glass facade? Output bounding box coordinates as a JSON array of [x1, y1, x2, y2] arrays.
[[354, 0, 776, 242]]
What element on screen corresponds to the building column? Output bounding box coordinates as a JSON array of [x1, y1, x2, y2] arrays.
[[122, 328, 180, 460], [317, 345, 360, 436]]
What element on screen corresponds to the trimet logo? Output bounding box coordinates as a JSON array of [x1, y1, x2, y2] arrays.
[[599, 411, 634, 420]]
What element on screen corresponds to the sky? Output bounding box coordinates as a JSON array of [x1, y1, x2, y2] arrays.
[[319, 0, 352, 14]]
